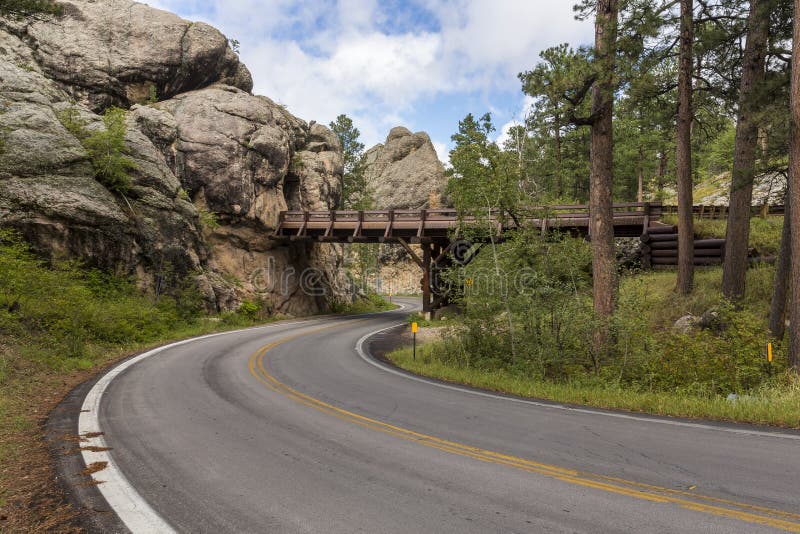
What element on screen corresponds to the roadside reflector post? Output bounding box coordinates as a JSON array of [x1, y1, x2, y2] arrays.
[[767, 342, 773, 376], [411, 322, 418, 361]]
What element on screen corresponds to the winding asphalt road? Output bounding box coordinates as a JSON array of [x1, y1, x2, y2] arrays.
[[71, 298, 800, 533]]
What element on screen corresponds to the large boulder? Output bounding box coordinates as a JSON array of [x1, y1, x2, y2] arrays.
[[11, 0, 253, 111], [364, 126, 446, 210], [134, 84, 348, 313], [0, 3, 349, 315]]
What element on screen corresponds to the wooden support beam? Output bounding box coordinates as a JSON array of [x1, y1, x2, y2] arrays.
[[275, 211, 285, 234], [422, 242, 432, 314], [297, 211, 309, 237], [324, 211, 335, 237], [397, 237, 424, 269], [384, 210, 394, 238], [353, 210, 363, 237], [417, 209, 427, 238]]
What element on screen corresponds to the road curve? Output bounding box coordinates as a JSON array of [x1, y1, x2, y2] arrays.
[[75, 298, 800, 533]]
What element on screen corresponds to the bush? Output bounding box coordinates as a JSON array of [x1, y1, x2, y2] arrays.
[[0, 230, 200, 367], [430, 229, 784, 398], [330, 293, 395, 314], [58, 106, 136, 194]]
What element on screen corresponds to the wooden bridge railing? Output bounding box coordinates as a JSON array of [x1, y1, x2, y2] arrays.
[[273, 202, 664, 242]]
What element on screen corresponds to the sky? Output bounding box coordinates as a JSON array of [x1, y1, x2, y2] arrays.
[[145, 0, 594, 164]]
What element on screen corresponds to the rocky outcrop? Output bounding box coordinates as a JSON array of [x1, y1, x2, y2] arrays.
[[6, 0, 252, 111], [655, 172, 787, 206], [0, 1, 349, 315], [361, 127, 447, 295], [364, 126, 446, 210]]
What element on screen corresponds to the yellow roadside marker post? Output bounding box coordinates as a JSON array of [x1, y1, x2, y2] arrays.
[[767, 342, 773, 376], [411, 322, 418, 361]]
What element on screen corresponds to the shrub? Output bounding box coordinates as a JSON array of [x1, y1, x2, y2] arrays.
[[58, 106, 137, 194], [0, 230, 200, 367]]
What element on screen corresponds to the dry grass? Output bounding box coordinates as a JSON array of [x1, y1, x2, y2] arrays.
[[0, 342, 90, 532]]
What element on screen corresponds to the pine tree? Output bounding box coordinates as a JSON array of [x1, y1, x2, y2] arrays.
[[676, 0, 695, 295]]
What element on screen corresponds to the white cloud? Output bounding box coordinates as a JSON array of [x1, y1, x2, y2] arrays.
[[143, 0, 593, 147], [432, 140, 450, 168], [495, 94, 536, 148]]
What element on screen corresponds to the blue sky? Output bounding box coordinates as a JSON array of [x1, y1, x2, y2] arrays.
[[146, 0, 593, 163]]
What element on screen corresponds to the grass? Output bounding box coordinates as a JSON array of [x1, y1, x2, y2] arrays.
[[404, 311, 443, 329], [330, 293, 397, 314], [387, 341, 800, 428], [661, 215, 784, 255], [0, 316, 288, 531], [619, 264, 776, 329], [386, 259, 800, 428], [0, 231, 296, 530]]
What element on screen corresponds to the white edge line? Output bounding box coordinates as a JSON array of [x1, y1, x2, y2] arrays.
[[355, 323, 800, 442], [76, 301, 413, 533], [78, 319, 328, 533]]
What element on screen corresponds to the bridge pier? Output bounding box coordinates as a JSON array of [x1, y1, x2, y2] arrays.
[[422, 242, 432, 316]]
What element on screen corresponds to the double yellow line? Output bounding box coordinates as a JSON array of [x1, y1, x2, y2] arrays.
[[248, 321, 800, 532]]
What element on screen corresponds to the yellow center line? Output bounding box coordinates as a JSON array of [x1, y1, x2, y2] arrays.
[[247, 323, 800, 532]]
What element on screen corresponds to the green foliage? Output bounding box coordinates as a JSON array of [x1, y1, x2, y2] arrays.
[[0, 231, 195, 366], [446, 113, 525, 220], [347, 242, 380, 291], [238, 300, 259, 319], [0, 0, 62, 18], [198, 208, 220, 231], [58, 106, 137, 194], [147, 85, 158, 104], [661, 215, 784, 256], [57, 107, 88, 140], [427, 227, 783, 397], [696, 122, 736, 180], [330, 293, 395, 314], [388, 342, 800, 427], [84, 108, 136, 194], [329, 114, 372, 209]]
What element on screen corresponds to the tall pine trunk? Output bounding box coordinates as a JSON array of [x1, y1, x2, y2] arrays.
[[676, 0, 694, 295], [589, 0, 619, 358], [769, 196, 791, 339], [788, 0, 800, 372], [555, 112, 563, 197], [721, 0, 769, 300], [637, 135, 645, 203]]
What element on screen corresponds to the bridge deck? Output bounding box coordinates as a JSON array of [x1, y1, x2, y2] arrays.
[[271, 202, 663, 243]]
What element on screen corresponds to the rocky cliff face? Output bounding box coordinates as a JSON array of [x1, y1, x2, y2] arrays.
[[364, 126, 446, 210], [0, 0, 349, 315]]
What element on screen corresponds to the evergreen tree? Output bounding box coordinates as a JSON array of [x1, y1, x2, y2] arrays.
[[329, 114, 370, 209]]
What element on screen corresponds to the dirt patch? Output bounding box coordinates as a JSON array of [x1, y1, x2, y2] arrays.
[[0, 343, 144, 533]]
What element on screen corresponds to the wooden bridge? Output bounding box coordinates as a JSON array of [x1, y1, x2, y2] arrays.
[[272, 202, 664, 243], [271, 202, 663, 315]]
